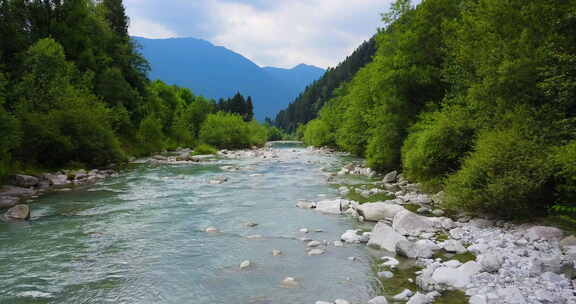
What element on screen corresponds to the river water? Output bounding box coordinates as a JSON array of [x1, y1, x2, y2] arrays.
[[0, 143, 379, 304]]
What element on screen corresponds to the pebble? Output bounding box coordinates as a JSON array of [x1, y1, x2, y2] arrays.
[[308, 248, 326, 256], [239, 260, 251, 270], [272, 249, 283, 256]]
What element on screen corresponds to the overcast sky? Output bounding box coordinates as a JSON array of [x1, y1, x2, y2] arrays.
[[124, 0, 392, 69]]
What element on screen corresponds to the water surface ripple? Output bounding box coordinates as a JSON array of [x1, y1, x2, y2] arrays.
[[0, 144, 375, 304]]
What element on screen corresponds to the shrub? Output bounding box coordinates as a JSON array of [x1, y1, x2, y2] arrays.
[[443, 129, 554, 218], [246, 120, 268, 147], [192, 144, 217, 155], [303, 119, 333, 147], [402, 106, 475, 186], [137, 115, 166, 155], [199, 112, 252, 149], [553, 140, 576, 203]]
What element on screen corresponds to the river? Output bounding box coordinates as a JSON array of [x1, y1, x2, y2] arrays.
[[0, 143, 379, 304]]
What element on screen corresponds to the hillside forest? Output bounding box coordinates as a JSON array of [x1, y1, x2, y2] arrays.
[[296, 0, 576, 218], [0, 0, 278, 178]]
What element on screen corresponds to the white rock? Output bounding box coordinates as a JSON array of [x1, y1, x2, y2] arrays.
[[393, 289, 414, 301], [377, 271, 394, 279], [296, 200, 316, 209], [315, 199, 349, 214], [357, 202, 406, 222], [449, 227, 466, 240], [442, 240, 467, 254], [469, 295, 487, 304], [407, 292, 430, 304], [432, 209, 445, 216], [526, 226, 564, 241], [368, 222, 407, 252], [383, 170, 398, 183], [368, 296, 388, 304], [381, 256, 400, 268], [205, 227, 219, 233], [397, 239, 439, 259], [431, 261, 482, 288], [281, 277, 299, 288], [334, 300, 350, 304], [333, 241, 344, 247], [478, 253, 503, 273], [272, 249, 282, 256], [308, 248, 326, 256], [307, 240, 322, 247], [444, 260, 462, 268], [393, 210, 441, 236], [316, 301, 332, 304], [340, 230, 369, 244], [300, 228, 310, 233], [239, 260, 251, 270], [496, 287, 526, 304]]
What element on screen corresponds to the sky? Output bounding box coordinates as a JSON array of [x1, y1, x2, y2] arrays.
[[124, 0, 393, 69]]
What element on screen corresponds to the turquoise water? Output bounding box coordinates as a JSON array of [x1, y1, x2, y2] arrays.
[[0, 144, 376, 304]]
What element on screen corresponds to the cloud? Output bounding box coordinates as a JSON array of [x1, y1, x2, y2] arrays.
[[124, 0, 391, 68]]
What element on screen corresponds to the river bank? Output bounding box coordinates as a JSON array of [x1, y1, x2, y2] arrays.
[[300, 147, 576, 304]]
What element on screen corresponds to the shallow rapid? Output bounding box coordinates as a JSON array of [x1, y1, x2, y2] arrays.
[[0, 143, 376, 304]]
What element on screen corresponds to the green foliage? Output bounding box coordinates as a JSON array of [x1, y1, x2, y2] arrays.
[[303, 119, 333, 147], [192, 144, 217, 156], [137, 115, 165, 155], [199, 112, 267, 149], [443, 129, 554, 218], [553, 140, 576, 202], [264, 125, 284, 141], [402, 106, 475, 186]]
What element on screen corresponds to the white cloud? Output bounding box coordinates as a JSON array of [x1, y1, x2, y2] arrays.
[[128, 17, 179, 39], [124, 0, 391, 68]]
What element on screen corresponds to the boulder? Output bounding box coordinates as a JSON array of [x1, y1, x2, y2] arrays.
[[340, 230, 369, 244], [561, 236, 576, 249], [334, 300, 350, 304], [0, 185, 35, 198], [478, 253, 503, 273], [40, 173, 69, 186], [526, 226, 564, 241], [393, 210, 440, 236], [368, 296, 388, 304], [431, 261, 482, 289], [397, 239, 439, 259], [0, 196, 18, 209], [442, 240, 467, 254], [3, 204, 31, 221], [315, 199, 349, 214], [239, 260, 251, 270], [8, 174, 39, 188], [357, 202, 405, 222], [368, 222, 407, 252], [383, 170, 398, 183]]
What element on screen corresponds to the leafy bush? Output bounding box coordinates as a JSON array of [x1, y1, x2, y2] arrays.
[[192, 144, 217, 155], [443, 129, 554, 218], [303, 119, 333, 147], [402, 106, 475, 186], [553, 140, 576, 202], [137, 115, 166, 155], [199, 112, 265, 149]]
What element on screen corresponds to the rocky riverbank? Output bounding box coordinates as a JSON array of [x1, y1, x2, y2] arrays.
[[0, 169, 118, 221], [300, 147, 576, 304]]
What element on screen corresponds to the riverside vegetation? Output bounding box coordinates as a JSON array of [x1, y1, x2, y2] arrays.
[[0, 0, 282, 181], [290, 0, 576, 220]]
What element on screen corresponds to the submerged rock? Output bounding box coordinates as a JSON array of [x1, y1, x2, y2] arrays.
[[281, 277, 299, 288], [340, 230, 369, 244], [307, 248, 326, 256], [3, 204, 31, 221], [239, 260, 251, 270], [368, 296, 388, 304]]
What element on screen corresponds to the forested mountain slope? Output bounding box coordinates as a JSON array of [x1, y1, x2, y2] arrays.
[[274, 37, 377, 132]]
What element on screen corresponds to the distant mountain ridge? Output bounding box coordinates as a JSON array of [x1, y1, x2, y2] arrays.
[[133, 36, 324, 120]]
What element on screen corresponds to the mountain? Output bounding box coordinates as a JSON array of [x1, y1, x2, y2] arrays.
[[133, 37, 324, 120]]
